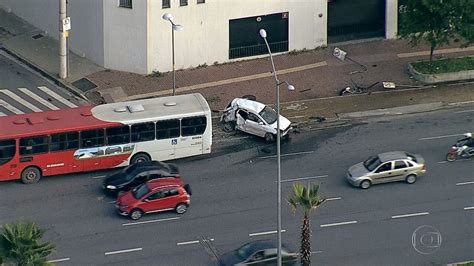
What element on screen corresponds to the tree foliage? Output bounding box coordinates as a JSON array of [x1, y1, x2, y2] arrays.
[[0, 221, 55, 266], [398, 0, 474, 62], [288, 182, 325, 266]]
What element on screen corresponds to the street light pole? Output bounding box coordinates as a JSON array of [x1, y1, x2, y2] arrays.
[[259, 28, 294, 266], [162, 13, 183, 96]]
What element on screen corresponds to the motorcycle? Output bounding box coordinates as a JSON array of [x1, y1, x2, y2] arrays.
[[446, 138, 474, 162]]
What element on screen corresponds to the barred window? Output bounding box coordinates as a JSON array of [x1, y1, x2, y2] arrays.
[[162, 0, 170, 8], [180, 0, 188, 6], [119, 0, 132, 8]]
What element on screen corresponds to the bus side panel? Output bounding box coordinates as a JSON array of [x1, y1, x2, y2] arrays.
[[17, 150, 83, 177], [0, 161, 20, 181], [135, 140, 175, 162]]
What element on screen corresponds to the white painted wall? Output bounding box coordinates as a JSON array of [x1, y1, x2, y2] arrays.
[[0, 0, 104, 66], [385, 0, 398, 39], [148, 0, 327, 73], [103, 0, 148, 74]]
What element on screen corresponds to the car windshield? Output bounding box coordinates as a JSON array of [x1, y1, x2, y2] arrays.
[[259, 106, 278, 124], [132, 183, 150, 199], [363, 156, 382, 171]]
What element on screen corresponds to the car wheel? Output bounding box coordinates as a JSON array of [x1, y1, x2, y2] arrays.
[[131, 153, 150, 164], [360, 180, 371, 189], [175, 203, 188, 214], [130, 209, 143, 220], [406, 174, 417, 184], [264, 133, 275, 143], [21, 167, 41, 184]]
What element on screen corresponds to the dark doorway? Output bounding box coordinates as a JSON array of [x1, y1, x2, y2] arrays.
[[328, 0, 386, 43], [229, 12, 289, 59]]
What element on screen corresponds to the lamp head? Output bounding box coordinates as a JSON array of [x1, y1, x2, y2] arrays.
[[259, 29, 267, 38], [173, 24, 184, 31], [162, 13, 173, 21], [287, 84, 295, 91]]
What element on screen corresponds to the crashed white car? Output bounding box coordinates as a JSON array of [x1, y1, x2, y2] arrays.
[[221, 98, 292, 142]]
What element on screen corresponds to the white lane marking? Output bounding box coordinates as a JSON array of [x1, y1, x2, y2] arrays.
[[0, 89, 42, 112], [249, 230, 286, 237], [391, 212, 429, 219], [325, 197, 342, 201], [437, 161, 448, 164], [449, 100, 474, 106], [47, 258, 70, 263], [456, 181, 474, 186], [320, 220, 357, 228], [38, 86, 78, 108], [123, 217, 180, 226], [419, 133, 464, 140], [0, 112, 5, 116], [464, 206, 474, 210], [177, 238, 214, 246], [92, 175, 106, 179], [19, 88, 60, 110], [104, 247, 142, 256], [0, 99, 24, 114], [281, 175, 328, 183], [454, 109, 474, 114], [259, 151, 314, 159], [107, 201, 115, 204], [311, 251, 323, 254]]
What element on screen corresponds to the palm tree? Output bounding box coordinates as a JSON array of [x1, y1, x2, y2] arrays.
[[0, 221, 55, 266], [287, 182, 325, 266]]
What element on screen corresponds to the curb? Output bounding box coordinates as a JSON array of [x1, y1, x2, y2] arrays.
[[0, 45, 89, 102]]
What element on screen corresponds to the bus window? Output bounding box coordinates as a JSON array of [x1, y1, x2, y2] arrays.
[[181, 116, 207, 136], [0, 139, 16, 165], [50, 132, 79, 152], [156, 119, 180, 140], [131, 122, 155, 142], [20, 136, 49, 155], [106, 125, 130, 145], [80, 129, 105, 148]]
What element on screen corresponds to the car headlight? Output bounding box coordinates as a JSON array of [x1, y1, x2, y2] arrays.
[[106, 185, 117, 190]]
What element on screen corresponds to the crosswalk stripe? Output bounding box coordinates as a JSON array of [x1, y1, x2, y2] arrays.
[[0, 99, 24, 114], [37, 86, 78, 108], [18, 88, 60, 110], [0, 89, 42, 112]]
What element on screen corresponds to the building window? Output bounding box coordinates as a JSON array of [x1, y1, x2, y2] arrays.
[[197, 0, 205, 3], [162, 0, 170, 8], [119, 0, 132, 8], [180, 0, 188, 6]]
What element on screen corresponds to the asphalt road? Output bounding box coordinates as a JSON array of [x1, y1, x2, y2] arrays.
[[0, 105, 473, 265], [0, 51, 85, 115]]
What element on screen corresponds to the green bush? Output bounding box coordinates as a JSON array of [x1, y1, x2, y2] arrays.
[[412, 57, 474, 74]]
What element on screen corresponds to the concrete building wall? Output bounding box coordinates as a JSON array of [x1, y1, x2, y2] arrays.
[[0, 0, 104, 66], [148, 0, 327, 73], [103, 0, 148, 74], [385, 0, 398, 39]]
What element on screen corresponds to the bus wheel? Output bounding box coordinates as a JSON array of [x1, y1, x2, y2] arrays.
[[131, 153, 150, 164], [21, 167, 41, 184]]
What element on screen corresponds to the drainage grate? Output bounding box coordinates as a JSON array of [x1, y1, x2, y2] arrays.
[[32, 33, 44, 39], [72, 78, 98, 92]]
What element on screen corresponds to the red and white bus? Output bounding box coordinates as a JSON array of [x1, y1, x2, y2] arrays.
[[0, 93, 212, 184]]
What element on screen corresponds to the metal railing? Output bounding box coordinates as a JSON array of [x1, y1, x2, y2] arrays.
[[229, 41, 288, 59]]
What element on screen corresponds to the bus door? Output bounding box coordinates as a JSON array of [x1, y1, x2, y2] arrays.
[[155, 119, 181, 160], [174, 116, 206, 159]]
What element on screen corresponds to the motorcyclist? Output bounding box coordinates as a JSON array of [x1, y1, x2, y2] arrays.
[[457, 133, 474, 155]]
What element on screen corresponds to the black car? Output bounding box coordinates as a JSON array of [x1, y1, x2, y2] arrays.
[[103, 161, 180, 194], [219, 240, 299, 266]]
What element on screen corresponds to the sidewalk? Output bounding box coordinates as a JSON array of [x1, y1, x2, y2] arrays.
[[1, 7, 473, 123]]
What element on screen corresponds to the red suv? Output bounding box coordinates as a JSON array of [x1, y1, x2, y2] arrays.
[[115, 178, 191, 220]]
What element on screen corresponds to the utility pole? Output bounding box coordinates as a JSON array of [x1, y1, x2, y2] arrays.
[[59, 0, 68, 79]]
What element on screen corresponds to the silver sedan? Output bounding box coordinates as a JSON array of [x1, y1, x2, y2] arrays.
[[346, 151, 426, 189]]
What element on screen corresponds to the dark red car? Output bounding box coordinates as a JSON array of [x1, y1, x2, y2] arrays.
[[115, 178, 191, 220]]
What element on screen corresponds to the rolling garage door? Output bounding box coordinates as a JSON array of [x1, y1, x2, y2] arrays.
[[328, 0, 386, 43]]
